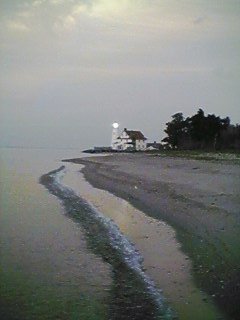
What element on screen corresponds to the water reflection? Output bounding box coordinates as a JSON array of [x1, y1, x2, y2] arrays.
[[63, 162, 223, 320], [40, 166, 172, 319], [0, 148, 111, 319]]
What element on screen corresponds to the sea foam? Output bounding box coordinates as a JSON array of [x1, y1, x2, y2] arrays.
[[40, 166, 175, 320]]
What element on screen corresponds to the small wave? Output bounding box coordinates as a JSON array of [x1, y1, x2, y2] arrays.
[[40, 166, 175, 320]]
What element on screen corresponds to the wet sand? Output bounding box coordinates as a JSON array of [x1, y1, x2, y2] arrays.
[[64, 154, 240, 320], [62, 162, 223, 319]]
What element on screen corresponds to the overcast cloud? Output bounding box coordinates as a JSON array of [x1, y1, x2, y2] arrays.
[[0, 0, 239, 148]]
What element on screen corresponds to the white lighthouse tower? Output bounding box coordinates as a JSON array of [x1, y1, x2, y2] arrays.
[[111, 122, 119, 150]]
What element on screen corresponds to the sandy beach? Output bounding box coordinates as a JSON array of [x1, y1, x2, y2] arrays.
[[64, 154, 240, 320]]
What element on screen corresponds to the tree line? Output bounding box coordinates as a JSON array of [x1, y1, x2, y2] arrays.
[[162, 109, 240, 150]]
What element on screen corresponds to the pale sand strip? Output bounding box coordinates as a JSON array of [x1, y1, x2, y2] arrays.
[[62, 163, 223, 320]]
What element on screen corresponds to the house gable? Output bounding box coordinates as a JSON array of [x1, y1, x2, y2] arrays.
[[114, 128, 147, 151], [125, 129, 146, 141]]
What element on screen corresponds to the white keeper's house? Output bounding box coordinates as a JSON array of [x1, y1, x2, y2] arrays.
[[111, 123, 147, 151]]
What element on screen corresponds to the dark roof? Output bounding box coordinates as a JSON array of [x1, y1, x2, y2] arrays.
[[147, 142, 163, 149], [125, 129, 147, 140]]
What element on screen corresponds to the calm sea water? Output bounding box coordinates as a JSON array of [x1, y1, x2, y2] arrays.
[[0, 147, 170, 320], [0, 147, 223, 320], [0, 147, 112, 320]]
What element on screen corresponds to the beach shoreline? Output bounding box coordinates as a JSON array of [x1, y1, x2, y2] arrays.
[[63, 154, 240, 320]]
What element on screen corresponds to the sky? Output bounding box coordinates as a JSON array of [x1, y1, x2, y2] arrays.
[[0, 0, 240, 149]]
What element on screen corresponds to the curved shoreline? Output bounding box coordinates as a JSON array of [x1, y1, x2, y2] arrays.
[[63, 154, 240, 320], [40, 165, 174, 320]]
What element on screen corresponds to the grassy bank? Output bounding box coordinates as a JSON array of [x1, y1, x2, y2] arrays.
[[147, 150, 240, 163]]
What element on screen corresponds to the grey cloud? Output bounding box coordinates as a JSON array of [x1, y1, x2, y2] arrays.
[[193, 16, 207, 25], [0, 0, 239, 148]]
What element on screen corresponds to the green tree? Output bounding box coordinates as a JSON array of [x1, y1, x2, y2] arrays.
[[162, 112, 187, 149], [186, 108, 206, 148], [162, 109, 232, 150]]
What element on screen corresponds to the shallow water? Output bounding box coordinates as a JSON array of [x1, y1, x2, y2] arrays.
[[0, 148, 111, 320], [0, 148, 224, 320], [62, 162, 224, 320]]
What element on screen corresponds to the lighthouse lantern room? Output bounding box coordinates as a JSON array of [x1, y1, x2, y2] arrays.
[[111, 122, 119, 150]]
